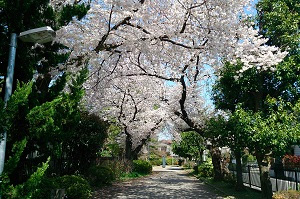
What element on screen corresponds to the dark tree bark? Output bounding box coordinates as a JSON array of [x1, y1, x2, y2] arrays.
[[124, 128, 153, 160], [234, 150, 245, 191], [211, 147, 223, 180], [125, 131, 135, 160]]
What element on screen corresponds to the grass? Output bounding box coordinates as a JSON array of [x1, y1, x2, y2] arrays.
[[119, 171, 150, 181], [201, 177, 261, 199], [188, 170, 261, 199]]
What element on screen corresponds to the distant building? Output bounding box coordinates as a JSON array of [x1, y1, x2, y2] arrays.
[[157, 140, 172, 154]]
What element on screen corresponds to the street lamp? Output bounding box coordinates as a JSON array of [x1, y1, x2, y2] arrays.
[[0, 26, 55, 178]]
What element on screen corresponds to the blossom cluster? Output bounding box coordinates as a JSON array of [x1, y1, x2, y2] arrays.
[[53, 0, 288, 146]]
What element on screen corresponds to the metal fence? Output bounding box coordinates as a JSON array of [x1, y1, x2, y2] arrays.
[[229, 164, 300, 192]]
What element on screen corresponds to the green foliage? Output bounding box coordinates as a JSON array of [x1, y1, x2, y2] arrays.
[[57, 175, 92, 199], [86, 165, 115, 187], [31, 175, 92, 199], [0, 82, 32, 137], [132, 160, 152, 174], [30, 176, 57, 199], [172, 131, 205, 161], [232, 99, 300, 157], [16, 158, 50, 199], [98, 160, 132, 180], [166, 157, 173, 165], [197, 159, 214, 178], [208, 99, 300, 160], [213, 61, 259, 112], [228, 163, 236, 171], [257, 0, 299, 52], [0, 0, 90, 85], [149, 157, 176, 166], [58, 4, 90, 26], [0, 1, 94, 196], [24, 68, 108, 175], [1, 155, 50, 199], [120, 171, 144, 179], [149, 159, 161, 166], [100, 124, 122, 158], [2, 139, 27, 175], [68, 112, 108, 172], [0, 139, 27, 197]]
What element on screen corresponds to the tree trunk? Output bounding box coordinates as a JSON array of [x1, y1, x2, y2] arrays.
[[274, 156, 284, 179], [199, 150, 204, 163], [234, 150, 245, 191], [125, 131, 134, 160], [256, 153, 273, 199], [211, 147, 223, 180]]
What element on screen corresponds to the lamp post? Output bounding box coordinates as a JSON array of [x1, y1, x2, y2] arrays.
[[0, 26, 55, 179]]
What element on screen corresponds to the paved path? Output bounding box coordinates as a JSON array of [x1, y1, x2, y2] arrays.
[[93, 166, 224, 199]]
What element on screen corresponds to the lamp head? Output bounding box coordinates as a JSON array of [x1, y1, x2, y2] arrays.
[[19, 26, 56, 44]]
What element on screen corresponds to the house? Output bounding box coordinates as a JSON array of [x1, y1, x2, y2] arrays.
[[157, 140, 172, 155]]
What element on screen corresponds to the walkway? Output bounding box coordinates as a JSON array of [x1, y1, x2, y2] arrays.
[[93, 166, 224, 199]]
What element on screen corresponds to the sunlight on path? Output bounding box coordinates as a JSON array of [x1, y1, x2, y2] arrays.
[[93, 166, 224, 199]]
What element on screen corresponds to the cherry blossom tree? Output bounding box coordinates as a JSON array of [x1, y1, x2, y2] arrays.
[[51, 0, 288, 159], [84, 73, 169, 159]]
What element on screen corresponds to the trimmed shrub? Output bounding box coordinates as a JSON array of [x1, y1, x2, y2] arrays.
[[133, 160, 152, 174], [86, 165, 115, 187], [100, 159, 132, 179], [150, 159, 161, 166], [31, 177, 58, 199], [57, 175, 92, 199], [166, 157, 173, 165], [273, 190, 300, 199], [197, 161, 214, 177]]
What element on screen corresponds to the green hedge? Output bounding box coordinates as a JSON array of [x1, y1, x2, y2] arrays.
[[149, 159, 161, 166], [197, 161, 214, 178], [149, 157, 177, 166], [133, 160, 152, 174], [32, 175, 92, 199], [86, 165, 115, 187]]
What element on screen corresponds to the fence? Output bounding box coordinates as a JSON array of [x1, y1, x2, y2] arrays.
[[229, 164, 300, 192]]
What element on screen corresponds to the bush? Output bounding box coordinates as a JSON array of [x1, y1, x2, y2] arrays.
[[149, 159, 161, 166], [31, 177, 58, 199], [86, 165, 115, 187], [133, 160, 152, 174], [273, 190, 300, 199], [166, 157, 173, 165], [57, 175, 92, 199], [198, 161, 214, 178], [99, 160, 132, 180], [228, 163, 236, 171]]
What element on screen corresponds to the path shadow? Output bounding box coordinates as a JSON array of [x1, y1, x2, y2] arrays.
[[93, 169, 222, 199]]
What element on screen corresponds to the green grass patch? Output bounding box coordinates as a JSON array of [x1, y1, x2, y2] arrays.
[[119, 172, 149, 181], [197, 176, 261, 199]]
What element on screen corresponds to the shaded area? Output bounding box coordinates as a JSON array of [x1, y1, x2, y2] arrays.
[[93, 166, 223, 199]]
